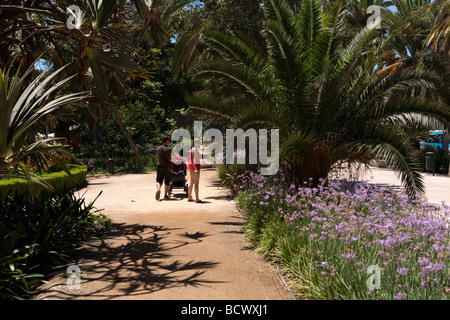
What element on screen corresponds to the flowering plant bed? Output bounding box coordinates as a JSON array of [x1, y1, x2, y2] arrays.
[[235, 171, 450, 300]]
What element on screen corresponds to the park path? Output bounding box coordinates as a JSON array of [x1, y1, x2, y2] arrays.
[[33, 167, 290, 300]]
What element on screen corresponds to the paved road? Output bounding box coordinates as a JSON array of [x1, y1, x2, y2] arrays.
[[357, 166, 450, 206], [34, 168, 289, 300]]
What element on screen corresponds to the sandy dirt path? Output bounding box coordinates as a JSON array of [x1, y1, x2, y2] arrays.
[[33, 167, 290, 300]]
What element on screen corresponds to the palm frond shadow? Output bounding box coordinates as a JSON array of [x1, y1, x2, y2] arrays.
[[33, 223, 222, 299]]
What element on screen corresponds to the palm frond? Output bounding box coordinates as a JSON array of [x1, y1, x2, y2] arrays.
[[232, 103, 281, 130], [191, 60, 270, 101], [202, 30, 268, 74], [375, 97, 450, 126], [83, 0, 120, 32], [264, 19, 308, 109], [348, 138, 425, 198], [297, 0, 324, 58], [142, 7, 168, 48], [185, 95, 253, 125], [354, 69, 438, 110], [172, 23, 206, 79]]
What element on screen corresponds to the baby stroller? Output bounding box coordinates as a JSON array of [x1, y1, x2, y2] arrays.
[[170, 153, 188, 195]]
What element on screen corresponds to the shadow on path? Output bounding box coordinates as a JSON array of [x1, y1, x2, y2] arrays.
[[37, 223, 222, 299]]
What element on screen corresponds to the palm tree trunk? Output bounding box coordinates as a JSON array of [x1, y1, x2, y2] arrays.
[[84, 109, 103, 144], [110, 105, 144, 171]]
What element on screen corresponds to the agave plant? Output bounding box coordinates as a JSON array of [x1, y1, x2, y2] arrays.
[[0, 62, 86, 192], [186, 0, 450, 198]]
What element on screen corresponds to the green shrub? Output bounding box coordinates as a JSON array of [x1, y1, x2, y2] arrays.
[[0, 190, 111, 300], [0, 165, 87, 201]]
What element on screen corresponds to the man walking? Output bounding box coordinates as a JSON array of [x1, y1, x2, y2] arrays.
[[156, 136, 172, 201]]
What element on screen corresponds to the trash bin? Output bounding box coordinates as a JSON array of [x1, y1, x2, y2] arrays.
[[107, 158, 115, 174], [425, 152, 435, 174]]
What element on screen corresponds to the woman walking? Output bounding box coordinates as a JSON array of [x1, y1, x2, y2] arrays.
[[188, 139, 202, 203]]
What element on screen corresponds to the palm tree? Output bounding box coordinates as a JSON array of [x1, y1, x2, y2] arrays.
[[379, 0, 434, 75], [0, 62, 86, 190], [186, 0, 450, 198], [426, 0, 450, 60], [380, 0, 449, 118]]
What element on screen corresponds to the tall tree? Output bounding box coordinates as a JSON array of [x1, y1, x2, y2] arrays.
[[0, 0, 192, 170]]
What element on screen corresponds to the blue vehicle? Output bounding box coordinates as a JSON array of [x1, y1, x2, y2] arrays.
[[419, 130, 449, 150]]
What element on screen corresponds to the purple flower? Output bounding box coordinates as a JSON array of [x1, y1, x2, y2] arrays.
[[341, 253, 357, 260], [430, 263, 446, 272], [394, 292, 407, 300], [417, 257, 430, 267], [396, 268, 408, 276]]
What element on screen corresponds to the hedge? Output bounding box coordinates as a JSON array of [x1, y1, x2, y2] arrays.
[[0, 165, 87, 200]]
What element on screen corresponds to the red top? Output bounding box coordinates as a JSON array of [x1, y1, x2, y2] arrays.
[[188, 147, 201, 170]]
